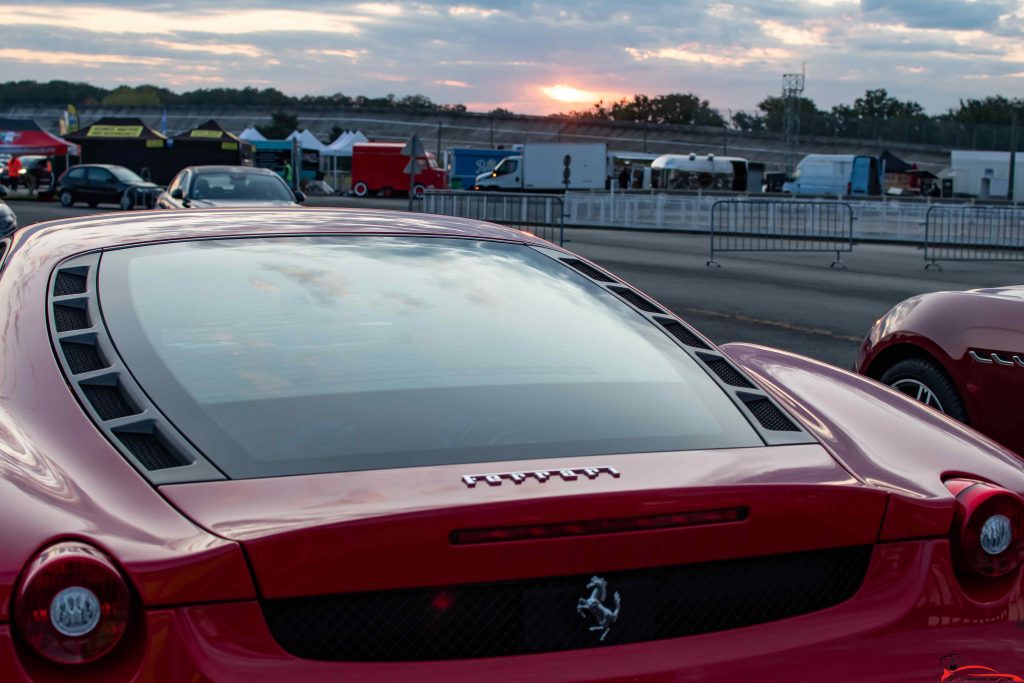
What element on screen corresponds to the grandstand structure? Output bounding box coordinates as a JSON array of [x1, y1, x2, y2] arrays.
[[2, 105, 950, 171]]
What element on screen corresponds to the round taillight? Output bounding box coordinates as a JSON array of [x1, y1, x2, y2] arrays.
[[14, 542, 131, 664], [949, 481, 1024, 578]]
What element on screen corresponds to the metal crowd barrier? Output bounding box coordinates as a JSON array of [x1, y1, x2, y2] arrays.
[[923, 206, 1024, 269], [421, 191, 565, 246], [708, 200, 855, 268]]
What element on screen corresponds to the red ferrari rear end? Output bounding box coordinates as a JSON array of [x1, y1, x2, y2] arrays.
[[2, 209, 1023, 681]]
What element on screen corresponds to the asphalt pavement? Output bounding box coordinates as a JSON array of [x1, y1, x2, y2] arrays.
[[9, 197, 1022, 369]]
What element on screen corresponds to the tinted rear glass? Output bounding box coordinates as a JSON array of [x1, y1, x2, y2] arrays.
[[98, 237, 758, 478], [190, 171, 292, 201]]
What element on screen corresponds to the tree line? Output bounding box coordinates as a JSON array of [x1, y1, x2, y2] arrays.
[[0, 80, 471, 113], [565, 89, 1024, 130]]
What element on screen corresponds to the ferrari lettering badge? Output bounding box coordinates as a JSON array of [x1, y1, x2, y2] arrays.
[[461, 466, 620, 488], [577, 576, 621, 641]]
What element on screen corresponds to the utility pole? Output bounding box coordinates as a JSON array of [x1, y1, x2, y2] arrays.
[[782, 66, 805, 173], [1009, 111, 1018, 203]]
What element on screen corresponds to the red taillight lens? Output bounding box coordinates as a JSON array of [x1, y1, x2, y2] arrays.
[[14, 542, 132, 664], [947, 480, 1024, 578]]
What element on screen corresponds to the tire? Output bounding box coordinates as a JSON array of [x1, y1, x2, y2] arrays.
[[59, 190, 75, 207], [352, 181, 369, 197], [378, 186, 394, 198], [879, 357, 968, 423], [120, 193, 133, 211]]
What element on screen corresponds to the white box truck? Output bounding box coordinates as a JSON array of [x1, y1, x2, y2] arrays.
[[474, 143, 606, 191]]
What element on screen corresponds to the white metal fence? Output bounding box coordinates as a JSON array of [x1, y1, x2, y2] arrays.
[[561, 193, 981, 243]]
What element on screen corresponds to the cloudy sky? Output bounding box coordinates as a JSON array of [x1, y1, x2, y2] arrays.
[[6, 1, 1024, 115]]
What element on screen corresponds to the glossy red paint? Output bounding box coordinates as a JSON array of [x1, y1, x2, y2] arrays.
[[2, 542, 1024, 681], [856, 286, 1024, 457], [163, 446, 887, 597], [1, 209, 1023, 679]]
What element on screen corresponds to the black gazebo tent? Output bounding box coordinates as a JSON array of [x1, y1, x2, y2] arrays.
[[66, 117, 171, 183], [171, 119, 253, 168]]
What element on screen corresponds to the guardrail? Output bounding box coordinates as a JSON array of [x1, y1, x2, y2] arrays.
[[421, 191, 564, 246], [708, 200, 855, 268], [924, 205, 1024, 269]]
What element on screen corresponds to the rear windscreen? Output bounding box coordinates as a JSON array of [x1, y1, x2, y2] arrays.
[[98, 237, 759, 478]]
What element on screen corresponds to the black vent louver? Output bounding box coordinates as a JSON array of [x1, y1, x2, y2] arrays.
[[49, 256, 225, 484], [560, 258, 616, 283], [698, 353, 755, 388], [654, 317, 710, 349], [115, 430, 185, 470], [60, 340, 108, 375], [607, 286, 665, 314], [54, 270, 88, 296], [80, 382, 139, 421], [53, 303, 89, 332], [738, 392, 799, 432]]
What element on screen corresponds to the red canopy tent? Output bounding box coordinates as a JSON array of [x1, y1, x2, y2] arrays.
[[0, 117, 79, 156]]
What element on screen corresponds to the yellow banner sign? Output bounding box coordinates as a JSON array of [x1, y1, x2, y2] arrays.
[[220, 142, 238, 150], [145, 139, 164, 148], [191, 129, 223, 139], [88, 125, 144, 138]]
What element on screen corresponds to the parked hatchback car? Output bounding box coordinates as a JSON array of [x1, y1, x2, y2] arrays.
[[57, 164, 159, 210], [857, 285, 1024, 456], [156, 165, 304, 209], [2, 209, 1024, 679]]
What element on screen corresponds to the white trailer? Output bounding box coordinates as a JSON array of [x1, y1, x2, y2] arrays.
[[949, 150, 1024, 199], [474, 143, 606, 191]]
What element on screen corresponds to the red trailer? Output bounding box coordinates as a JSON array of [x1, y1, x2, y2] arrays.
[[350, 142, 446, 197]]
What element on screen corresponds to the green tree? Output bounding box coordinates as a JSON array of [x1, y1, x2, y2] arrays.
[[942, 95, 1024, 125], [566, 93, 724, 126], [756, 95, 822, 133], [731, 110, 766, 132], [101, 85, 165, 106], [833, 89, 926, 120], [257, 110, 299, 140]]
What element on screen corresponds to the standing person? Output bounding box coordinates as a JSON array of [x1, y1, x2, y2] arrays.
[[7, 156, 21, 191], [282, 159, 294, 190], [617, 166, 629, 190]]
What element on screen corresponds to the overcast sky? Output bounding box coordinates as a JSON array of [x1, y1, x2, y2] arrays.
[[5, 1, 1024, 115]]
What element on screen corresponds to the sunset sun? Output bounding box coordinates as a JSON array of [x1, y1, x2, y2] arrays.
[[541, 84, 599, 104]]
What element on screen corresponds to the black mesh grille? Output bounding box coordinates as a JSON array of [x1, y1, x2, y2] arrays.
[[654, 317, 710, 349], [81, 384, 137, 421], [115, 431, 183, 470], [560, 258, 616, 282], [700, 355, 755, 388], [744, 398, 799, 431], [60, 341, 107, 375], [607, 286, 664, 314], [54, 271, 87, 296], [53, 304, 89, 332], [263, 545, 871, 662]]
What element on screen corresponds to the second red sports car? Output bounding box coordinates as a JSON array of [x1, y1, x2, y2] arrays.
[[857, 285, 1024, 456], [0, 209, 1023, 680]]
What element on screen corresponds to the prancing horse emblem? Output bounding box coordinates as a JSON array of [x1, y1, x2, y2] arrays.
[[576, 576, 621, 641]]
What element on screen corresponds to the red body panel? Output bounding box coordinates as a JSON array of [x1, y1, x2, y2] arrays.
[[856, 287, 1024, 456], [3, 542, 1024, 681], [164, 445, 887, 597], [3, 209, 1024, 679], [351, 143, 447, 194]]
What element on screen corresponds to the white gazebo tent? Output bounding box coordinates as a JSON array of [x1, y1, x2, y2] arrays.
[[238, 127, 267, 142], [320, 130, 369, 190]]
